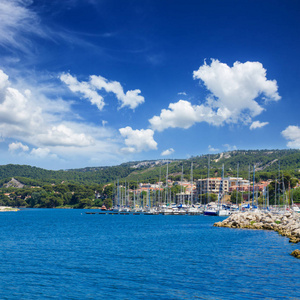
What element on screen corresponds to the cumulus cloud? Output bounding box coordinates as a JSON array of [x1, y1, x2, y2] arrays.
[[161, 148, 174, 156], [193, 59, 280, 123], [60, 73, 105, 110], [61, 73, 144, 110], [281, 126, 300, 148], [250, 121, 269, 130], [0, 68, 109, 154], [119, 126, 157, 153], [90, 75, 144, 109], [36, 124, 94, 147], [150, 60, 280, 132], [9, 142, 29, 152], [150, 100, 199, 131], [208, 145, 219, 152], [149, 99, 223, 131], [30, 147, 56, 159], [0, 74, 44, 137], [223, 144, 237, 151]]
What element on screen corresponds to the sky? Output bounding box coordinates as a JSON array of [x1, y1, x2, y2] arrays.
[[0, 0, 299, 170]]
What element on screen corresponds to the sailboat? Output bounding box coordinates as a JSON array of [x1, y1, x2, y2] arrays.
[[217, 164, 230, 216], [203, 155, 219, 216]]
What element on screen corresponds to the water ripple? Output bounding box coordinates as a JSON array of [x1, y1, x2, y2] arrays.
[[0, 210, 299, 299]]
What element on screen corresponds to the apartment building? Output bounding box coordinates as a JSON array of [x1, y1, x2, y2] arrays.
[[196, 177, 250, 195]]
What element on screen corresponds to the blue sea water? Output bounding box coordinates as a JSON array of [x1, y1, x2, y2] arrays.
[[0, 209, 299, 299]]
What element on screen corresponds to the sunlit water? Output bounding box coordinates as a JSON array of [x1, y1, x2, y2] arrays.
[[0, 209, 299, 299]]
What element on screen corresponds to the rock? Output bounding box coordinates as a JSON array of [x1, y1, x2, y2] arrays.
[[213, 211, 300, 245], [263, 217, 274, 224], [291, 249, 300, 258], [214, 222, 222, 227], [290, 237, 300, 243]]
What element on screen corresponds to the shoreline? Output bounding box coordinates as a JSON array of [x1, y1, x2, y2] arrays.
[[214, 210, 300, 258], [0, 206, 19, 212]]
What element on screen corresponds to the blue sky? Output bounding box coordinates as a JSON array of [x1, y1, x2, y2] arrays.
[[0, 0, 299, 170]]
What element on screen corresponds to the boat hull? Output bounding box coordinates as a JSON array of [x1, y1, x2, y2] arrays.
[[204, 210, 218, 216]]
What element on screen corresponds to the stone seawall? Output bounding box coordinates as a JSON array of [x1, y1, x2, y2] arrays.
[[214, 211, 300, 245]]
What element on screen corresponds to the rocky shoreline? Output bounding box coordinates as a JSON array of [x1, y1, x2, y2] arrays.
[[0, 206, 19, 212], [214, 210, 300, 258]]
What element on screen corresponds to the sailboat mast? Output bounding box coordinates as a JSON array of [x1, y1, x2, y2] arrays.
[[252, 165, 255, 209], [282, 173, 286, 210], [278, 161, 281, 208], [117, 179, 120, 207], [165, 161, 169, 206], [133, 181, 136, 209], [236, 163, 239, 205], [217, 164, 224, 209], [207, 155, 210, 205], [190, 162, 193, 206], [181, 163, 183, 205], [248, 164, 251, 203], [159, 166, 161, 206]]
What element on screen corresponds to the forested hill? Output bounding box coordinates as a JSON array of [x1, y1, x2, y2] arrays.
[[0, 149, 300, 186]]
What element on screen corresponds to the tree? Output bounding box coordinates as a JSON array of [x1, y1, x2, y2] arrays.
[[291, 187, 300, 203], [103, 185, 113, 198], [198, 193, 217, 204], [230, 190, 243, 204], [103, 198, 113, 209], [77, 198, 93, 208]]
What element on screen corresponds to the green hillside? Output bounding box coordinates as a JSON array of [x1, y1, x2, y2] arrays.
[[0, 149, 299, 208], [0, 149, 299, 186]]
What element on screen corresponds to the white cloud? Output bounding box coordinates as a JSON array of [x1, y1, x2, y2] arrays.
[[30, 147, 56, 159], [281, 125, 300, 148], [250, 121, 269, 130], [61, 73, 144, 110], [60, 73, 105, 111], [178, 92, 187, 96], [223, 144, 237, 151], [208, 145, 219, 152], [9, 142, 29, 152], [193, 59, 280, 124], [0, 70, 95, 148], [119, 126, 157, 153], [0, 68, 122, 169], [161, 148, 174, 156], [90, 75, 144, 109], [149, 100, 199, 131], [0, 70, 9, 90], [150, 60, 280, 132], [0, 0, 45, 52], [149, 99, 222, 131], [35, 124, 94, 147]]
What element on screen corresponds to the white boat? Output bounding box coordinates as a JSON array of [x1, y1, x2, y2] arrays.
[[217, 208, 231, 216], [119, 206, 131, 212], [203, 206, 218, 216], [187, 205, 203, 215], [292, 205, 300, 213]]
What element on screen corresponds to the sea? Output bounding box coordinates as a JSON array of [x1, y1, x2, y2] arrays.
[[0, 209, 299, 299]]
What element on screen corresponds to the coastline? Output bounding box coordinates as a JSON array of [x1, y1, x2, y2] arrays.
[[214, 210, 300, 258], [0, 206, 19, 212]]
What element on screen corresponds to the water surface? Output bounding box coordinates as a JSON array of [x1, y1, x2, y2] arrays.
[[0, 209, 299, 299]]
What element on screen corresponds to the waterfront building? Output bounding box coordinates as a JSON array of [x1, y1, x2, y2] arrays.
[[196, 177, 250, 195], [196, 177, 229, 195]]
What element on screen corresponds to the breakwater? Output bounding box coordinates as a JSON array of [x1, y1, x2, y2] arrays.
[[214, 210, 300, 258]]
